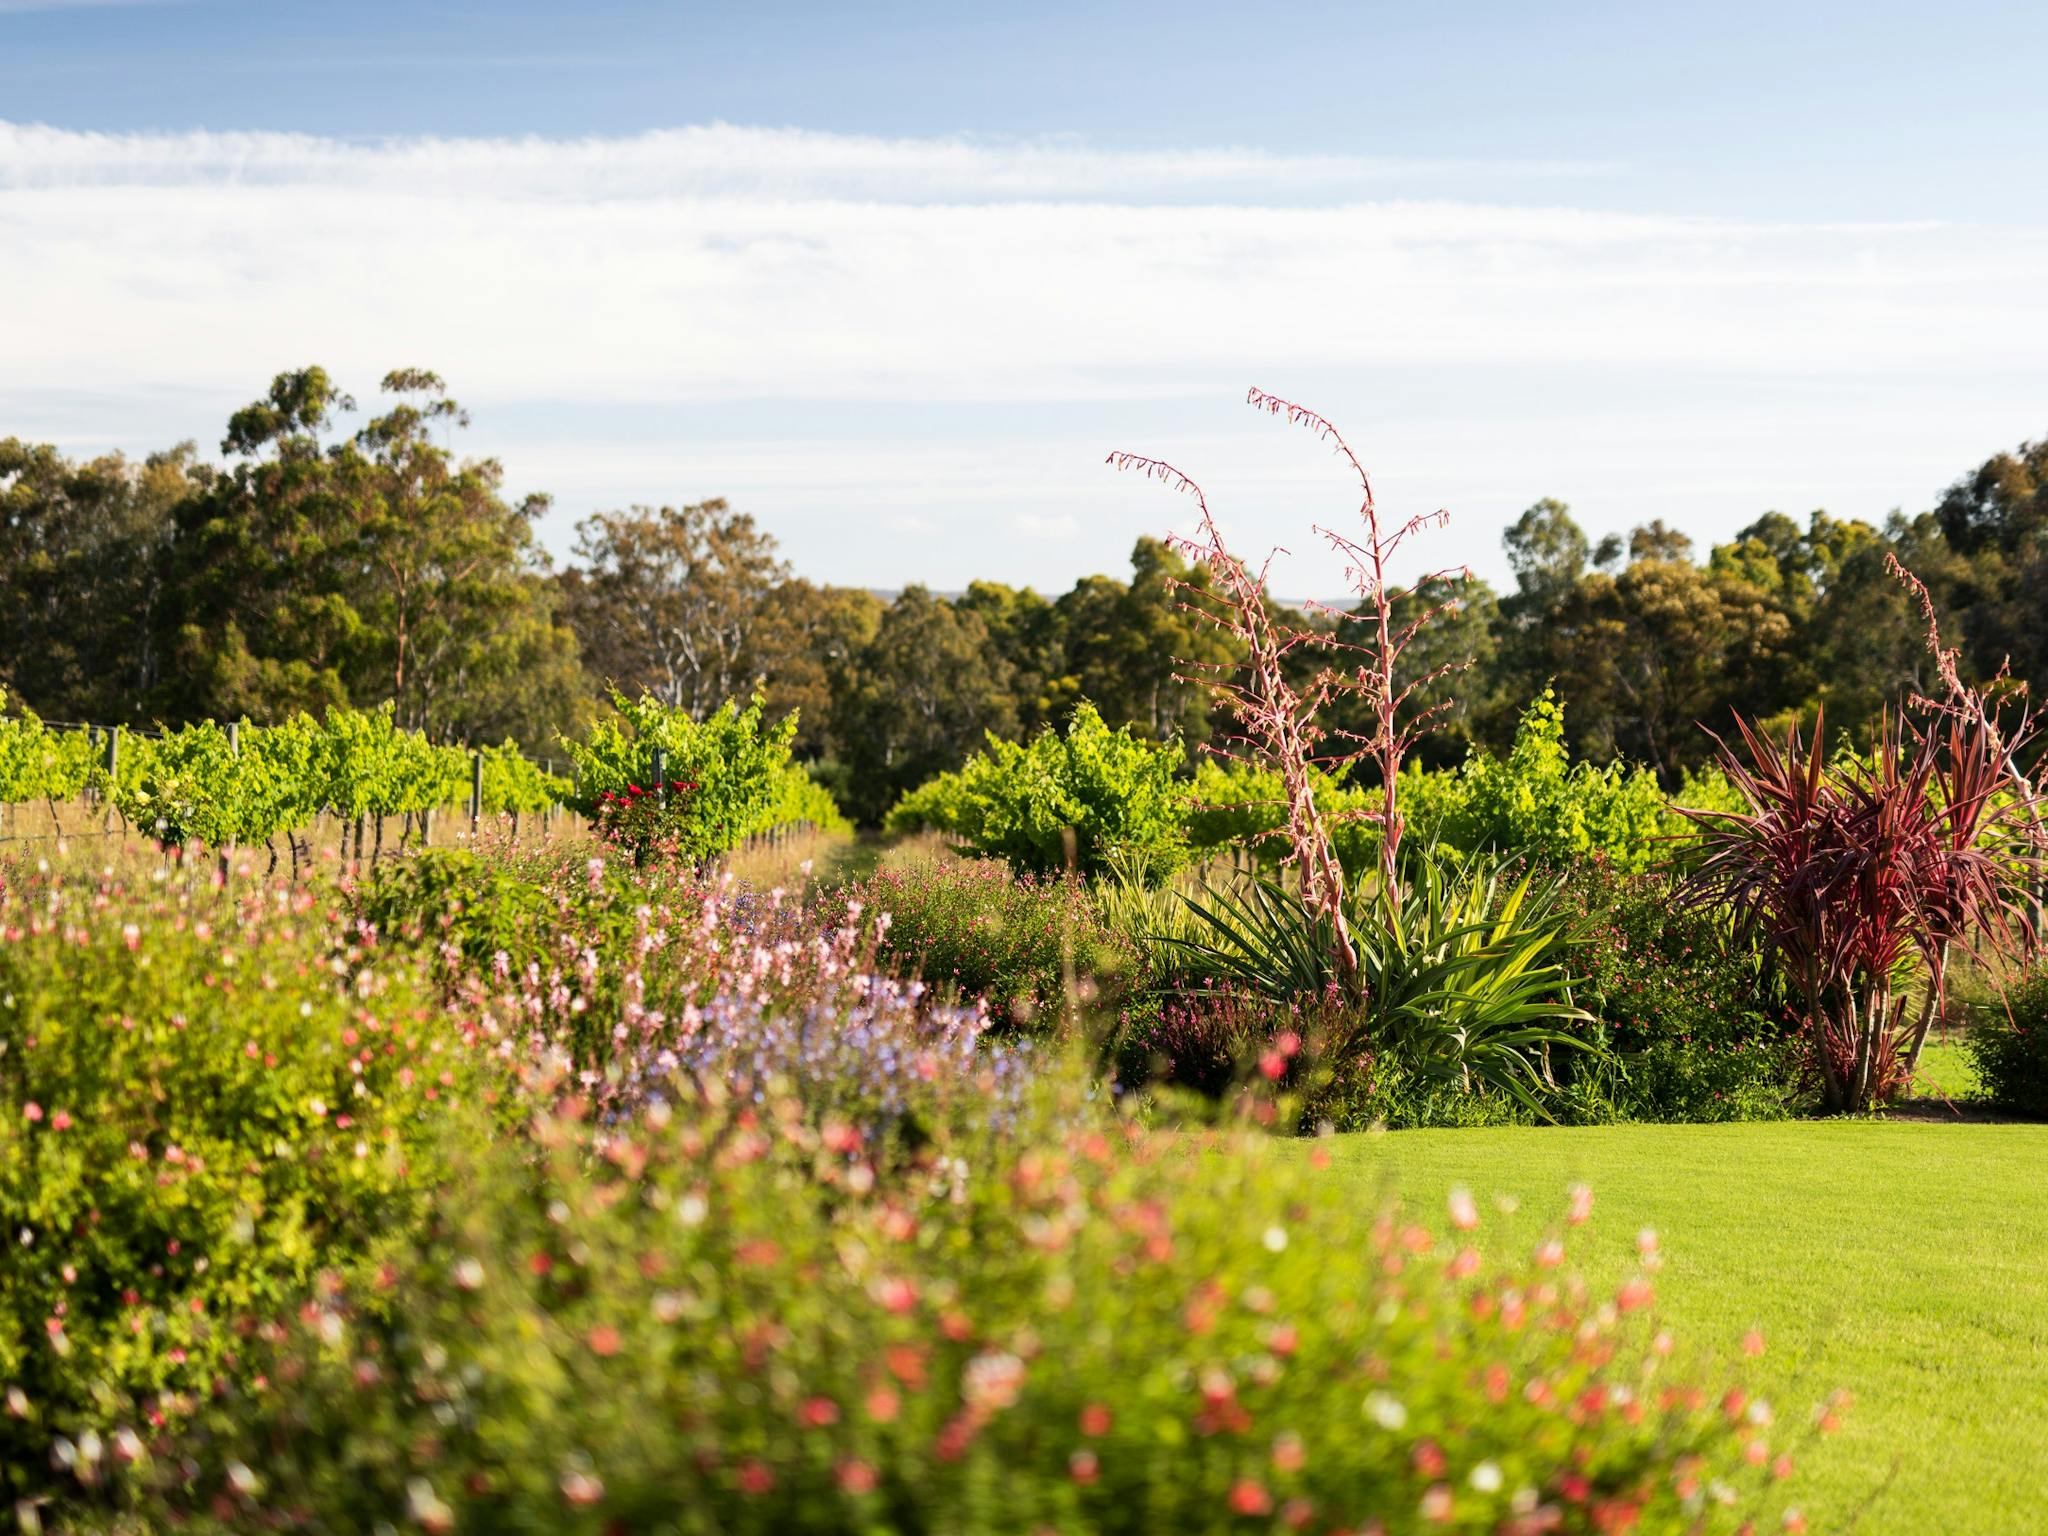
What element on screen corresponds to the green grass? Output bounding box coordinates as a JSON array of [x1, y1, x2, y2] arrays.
[[1304, 1122, 2048, 1534], [1907, 1037, 1982, 1101]]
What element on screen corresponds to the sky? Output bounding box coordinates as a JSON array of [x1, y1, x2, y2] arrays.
[[4, 0, 2047, 596]]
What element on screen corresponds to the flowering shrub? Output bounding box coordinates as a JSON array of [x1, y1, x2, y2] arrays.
[[591, 776, 704, 853], [563, 691, 798, 863], [881, 765, 972, 837], [361, 845, 1036, 1134], [142, 1072, 1822, 1534], [828, 857, 1144, 1031], [1964, 967, 2048, 1116], [0, 856, 500, 1510]]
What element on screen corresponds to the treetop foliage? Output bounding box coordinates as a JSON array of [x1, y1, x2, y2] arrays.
[[5, 365, 2046, 826]]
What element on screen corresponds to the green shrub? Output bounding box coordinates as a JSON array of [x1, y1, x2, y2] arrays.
[[0, 700, 100, 810], [1411, 691, 1680, 873], [1183, 757, 1378, 875], [1964, 969, 2048, 1116], [907, 703, 1189, 879], [830, 857, 1143, 1030], [0, 858, 498, 1510], [564, 691, 798, 862], [141, 1072, 1807, 1535], [882, 766, 971, 837], [1555, 862, 1803, 1122], [756, 759, 853, 836], [477, 741, 571, 816]]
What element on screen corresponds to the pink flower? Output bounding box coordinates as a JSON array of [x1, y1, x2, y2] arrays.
[[836, 1459, 878, 1494], [1447, 1186, 1479, 1231], [1228, 1479, 1272, 1516], [799, 1396, 840, 1428], [22, 1103, 42, 1124]]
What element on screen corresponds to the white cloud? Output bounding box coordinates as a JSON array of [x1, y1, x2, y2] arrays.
[[2, 121, 2044, 589], [0, 121, 1611, 200]]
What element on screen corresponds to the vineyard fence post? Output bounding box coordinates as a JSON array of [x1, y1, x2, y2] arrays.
[[102, 726, 120, 833]]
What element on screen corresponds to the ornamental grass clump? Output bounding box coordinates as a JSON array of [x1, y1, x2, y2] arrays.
[[138, 1068, 1828, 1536]]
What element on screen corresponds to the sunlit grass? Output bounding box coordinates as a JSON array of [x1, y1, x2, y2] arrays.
[[1302, 1121, 2048, 1534]]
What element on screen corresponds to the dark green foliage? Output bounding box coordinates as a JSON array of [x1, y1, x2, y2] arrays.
[[1964, 970, 2048, 1117], [1164, 859, 1595, 1118], [1557, 861, 1804, 1122]]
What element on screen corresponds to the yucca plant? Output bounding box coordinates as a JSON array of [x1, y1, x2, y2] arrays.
[[1163, 855, 1594, 1115]]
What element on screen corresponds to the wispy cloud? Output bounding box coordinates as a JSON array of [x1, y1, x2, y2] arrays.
[[0, 121, 1616, 203], [2, 121, 2043, 589]]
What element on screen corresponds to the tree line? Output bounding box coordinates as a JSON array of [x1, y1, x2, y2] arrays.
[[5, 365, 2045, 823]]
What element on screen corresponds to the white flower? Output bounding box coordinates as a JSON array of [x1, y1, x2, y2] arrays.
[[1364, 1390, 1407, 1430]]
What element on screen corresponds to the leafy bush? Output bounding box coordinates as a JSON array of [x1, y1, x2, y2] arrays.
[[1413, 691, 1679, 873], [1964, 968, 2048, 1116], [1556, 862, 1803, 1123], [142, 1073, 1810, 1536], [0, 857, 497, 1510], [1183, 757, 1378, 875], [881, 766, 971, 837], [756, 759, 853, 836], [477, 741, 571, 816], [830, 857, 1143, 1031], [0, 700, 101, 817], [891, 703, 1188, 879], [565, 691, 798, 863]]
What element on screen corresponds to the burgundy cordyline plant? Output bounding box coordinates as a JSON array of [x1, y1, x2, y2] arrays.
[[1109, 388, 1468, 966], [1679, 561, 2041, 1112]]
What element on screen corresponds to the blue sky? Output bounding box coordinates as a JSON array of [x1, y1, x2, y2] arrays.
[[4, 0, 2046, 593]]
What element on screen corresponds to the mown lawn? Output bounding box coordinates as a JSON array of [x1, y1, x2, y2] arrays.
[[1303, 1121, 2048, 1534]]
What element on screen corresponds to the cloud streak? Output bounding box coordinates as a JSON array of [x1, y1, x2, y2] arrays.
[[0, 121, 1616, 202], [2, 121, 2043, 589]]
